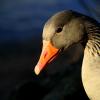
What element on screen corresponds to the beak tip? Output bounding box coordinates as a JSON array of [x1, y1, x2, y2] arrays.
[[34, 65, 40, 75]]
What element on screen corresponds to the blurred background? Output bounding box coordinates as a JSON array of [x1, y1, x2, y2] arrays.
[[0, 0, 100, 100]]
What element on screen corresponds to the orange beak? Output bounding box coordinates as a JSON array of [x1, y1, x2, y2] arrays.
[[34, 40, 59, 75]]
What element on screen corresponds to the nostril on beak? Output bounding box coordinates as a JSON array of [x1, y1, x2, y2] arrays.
[[44, 51, 48, 59]]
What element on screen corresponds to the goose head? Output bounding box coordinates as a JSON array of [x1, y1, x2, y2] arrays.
[[34, 10, 85, 75]]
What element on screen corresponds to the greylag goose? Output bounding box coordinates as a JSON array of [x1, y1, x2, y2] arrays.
[[34, 10, 100, 100]]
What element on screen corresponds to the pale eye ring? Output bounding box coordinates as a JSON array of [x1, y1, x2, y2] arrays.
[[56, 27, 63, 33]]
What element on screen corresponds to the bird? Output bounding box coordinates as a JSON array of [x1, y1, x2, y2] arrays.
[[34, 10, 100, 100]]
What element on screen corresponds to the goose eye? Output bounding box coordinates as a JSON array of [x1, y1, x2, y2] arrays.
[[56, 27, 62, 33]]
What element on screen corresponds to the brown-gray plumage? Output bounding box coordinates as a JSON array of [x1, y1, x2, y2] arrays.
[[34, 10, 100, 100]]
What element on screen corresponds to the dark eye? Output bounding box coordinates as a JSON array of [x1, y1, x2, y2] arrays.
[[56, 27, 63, 33]]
